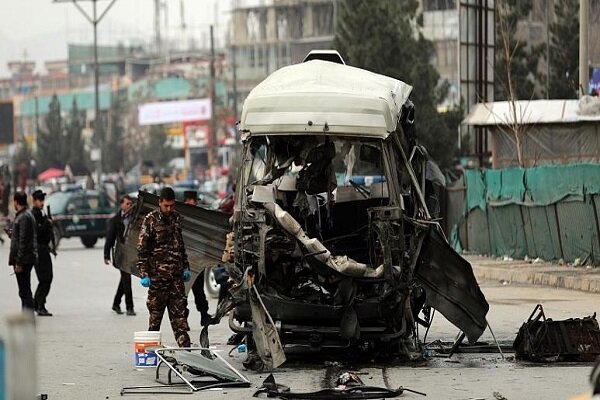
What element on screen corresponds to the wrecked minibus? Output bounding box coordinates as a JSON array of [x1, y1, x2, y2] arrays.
[[122, 58, 489, 371]]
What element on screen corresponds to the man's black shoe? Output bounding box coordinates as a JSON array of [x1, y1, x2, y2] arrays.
[[126, 309, 136, 316], [37, 308, 53, 317], [112, 305, 123, 315]]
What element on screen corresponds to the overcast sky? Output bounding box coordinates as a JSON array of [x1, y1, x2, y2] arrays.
[[0, 0, 239, 77]]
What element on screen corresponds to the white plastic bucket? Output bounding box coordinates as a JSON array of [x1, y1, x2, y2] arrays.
[[134, 331, 161, 368]]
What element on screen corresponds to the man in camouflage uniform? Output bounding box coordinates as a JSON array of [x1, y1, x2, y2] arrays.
[[137, 187, 191, 347]]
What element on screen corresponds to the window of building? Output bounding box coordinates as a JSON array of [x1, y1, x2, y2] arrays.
[[277, 13, 288, 40], [257, 47, 263, 67], [247, 11, 260, 40]]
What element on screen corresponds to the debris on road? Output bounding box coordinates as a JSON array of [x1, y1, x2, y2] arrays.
[[514, 304, 600, 362], [120, 347, 251, 395], [253, 373, 426, 399], [493, 391, 508, 400]]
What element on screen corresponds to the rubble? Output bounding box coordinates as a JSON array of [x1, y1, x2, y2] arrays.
[[513, 304, 600, 362]]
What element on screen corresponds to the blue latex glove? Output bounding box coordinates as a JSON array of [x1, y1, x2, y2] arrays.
[[183, 269, 192, 282], [140, 276, 151, 287]]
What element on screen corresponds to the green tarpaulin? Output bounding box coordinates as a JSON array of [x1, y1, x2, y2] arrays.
[[525, 164, 600, 206], [456, 164, 600, 265], [466, 164, 600, 209]]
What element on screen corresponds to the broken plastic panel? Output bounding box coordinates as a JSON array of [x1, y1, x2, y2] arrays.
[[120, 347, 251, 395]]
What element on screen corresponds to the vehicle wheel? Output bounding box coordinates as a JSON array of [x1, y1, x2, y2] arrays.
[[81, 236, 98, 248], [204, 267, 220, 299], [52, 225, 61, 249]]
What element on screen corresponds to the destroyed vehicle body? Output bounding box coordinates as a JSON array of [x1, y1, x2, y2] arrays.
[[219, 59, 490, 364]]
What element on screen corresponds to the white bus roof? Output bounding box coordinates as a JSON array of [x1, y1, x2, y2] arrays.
[[239, 60, 413, 139]]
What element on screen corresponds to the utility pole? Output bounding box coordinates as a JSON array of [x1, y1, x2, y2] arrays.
[[232, 45, 238, 124], [231, 44, 240, 160], [155, 0, 162, 55], [54, 0, 119, 177], [546, 0, 550, 99], [579, 0, 589, 97], [209, 25, 217, 173]]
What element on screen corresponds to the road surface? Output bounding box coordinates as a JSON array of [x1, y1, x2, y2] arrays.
[[0, 238, 597, 399]]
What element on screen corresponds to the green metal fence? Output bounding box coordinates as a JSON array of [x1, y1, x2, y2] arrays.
[[450, 164, 600, 265]]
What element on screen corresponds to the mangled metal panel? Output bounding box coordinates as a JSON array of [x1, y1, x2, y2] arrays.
[[117, 191, 230, 278], [514, 304, 600, 362], [415, 228, 489, 343]]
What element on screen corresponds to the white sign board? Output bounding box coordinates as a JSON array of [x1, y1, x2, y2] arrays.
[[138, 99, 212, 125]]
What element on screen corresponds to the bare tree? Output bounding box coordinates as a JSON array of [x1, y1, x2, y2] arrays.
[[493, 0, 536, 167]]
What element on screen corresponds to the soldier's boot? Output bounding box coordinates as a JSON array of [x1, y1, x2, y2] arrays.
[[176, 331, 191, 348]]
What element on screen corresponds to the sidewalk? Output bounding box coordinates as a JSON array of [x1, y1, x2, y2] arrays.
[[466, 255, 600, 293]]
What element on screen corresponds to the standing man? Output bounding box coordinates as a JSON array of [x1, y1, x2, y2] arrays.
[[8, 192, 38, 311], [104, 195, 136, 316], [137, 187, 192, 347], [183, 190, 211, 326], [31, 190, 56, 316]]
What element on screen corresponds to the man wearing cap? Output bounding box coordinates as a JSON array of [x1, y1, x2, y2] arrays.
[[183, 190, 211, 326], [31, 189, 56, 316], [8, 191, 38, 311]]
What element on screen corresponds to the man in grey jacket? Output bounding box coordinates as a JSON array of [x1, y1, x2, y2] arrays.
[[8, 192, 38, 311]]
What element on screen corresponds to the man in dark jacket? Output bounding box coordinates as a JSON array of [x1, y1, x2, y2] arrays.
[[31, 190, 56, 316], [104, 195, 135, 315], [8, 191, 38, 311], [137, 187, 191, 347]]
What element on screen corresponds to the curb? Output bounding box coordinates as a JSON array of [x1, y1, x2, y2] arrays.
[[472, 264, 600, 294]]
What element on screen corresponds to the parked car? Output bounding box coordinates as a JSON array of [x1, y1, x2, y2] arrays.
[[46, 190, 114, 248]]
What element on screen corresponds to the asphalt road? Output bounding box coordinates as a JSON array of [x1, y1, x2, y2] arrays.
[[0, 238, 598, 399]]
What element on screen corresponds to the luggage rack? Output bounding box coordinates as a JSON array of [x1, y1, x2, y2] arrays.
[[120, 347, 251, 395]]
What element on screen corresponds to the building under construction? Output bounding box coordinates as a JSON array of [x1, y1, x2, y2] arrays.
[[228, 0, 335, 112]]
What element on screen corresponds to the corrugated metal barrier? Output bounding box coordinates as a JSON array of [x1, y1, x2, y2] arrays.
[[449, 164, 600, 265]]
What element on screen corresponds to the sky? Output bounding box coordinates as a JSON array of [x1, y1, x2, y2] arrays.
[[0, 0, 240, 77]]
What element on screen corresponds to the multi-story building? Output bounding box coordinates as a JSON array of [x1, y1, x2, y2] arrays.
[[228, 0, 460, 111], [228, 0, 335, 114], [421, 0, 459, 110]]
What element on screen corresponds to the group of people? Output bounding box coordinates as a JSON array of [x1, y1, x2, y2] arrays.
[[7, 190, 55, 316], [8, 186, 212, 349], [103, 187, 211, 347]]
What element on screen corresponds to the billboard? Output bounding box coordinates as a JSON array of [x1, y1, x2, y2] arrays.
[[138, 98, 211, 126], [0, 102, 14, 144]]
